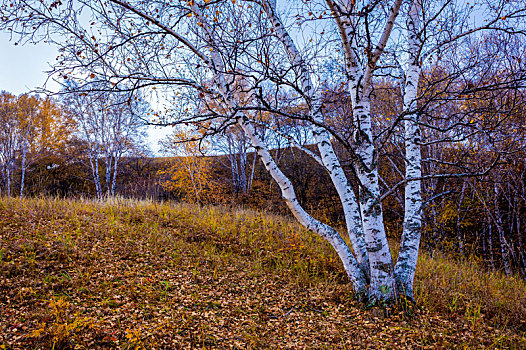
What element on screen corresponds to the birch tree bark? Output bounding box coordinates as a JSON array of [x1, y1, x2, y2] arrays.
[[17, 95, 39, 198], [260, 0, 370, 279], [494, 184, 512, 275], [322, 0, 404, 300], [394, 0, 423, 300], [184, 0, 370, 296], [0, 93, 20, 197], [19, 136, 28, 198]]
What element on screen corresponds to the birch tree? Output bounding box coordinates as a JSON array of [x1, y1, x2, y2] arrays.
[[159, 128, 219, 203], [64, 83, 146, 198], [16, 94, 41, 198], [2, 0, 525, 302], [0, 92, 18, 196], [0, 92, 53, 197]]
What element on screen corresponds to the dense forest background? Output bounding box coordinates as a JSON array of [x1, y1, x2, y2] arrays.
[[1, 84, 525, 278]]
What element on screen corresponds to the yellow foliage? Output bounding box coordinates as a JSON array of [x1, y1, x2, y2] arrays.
[[158, 128, 221, 203], [28, 296, 93, 349]]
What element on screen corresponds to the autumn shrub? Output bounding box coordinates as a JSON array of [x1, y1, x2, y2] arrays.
[[30, 297, 93, 349]]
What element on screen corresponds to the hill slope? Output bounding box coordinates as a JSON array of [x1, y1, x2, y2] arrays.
[[0, 197, 525, 349]]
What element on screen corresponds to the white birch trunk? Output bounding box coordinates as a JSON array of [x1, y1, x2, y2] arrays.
[[456, 182, 466, 255], [394, 0, 423, 300], [95, 157, 102, 199], [248, 151, 257, 191], [261, 0, 369, 275], [488, 221, 495, 270], [230, 152, 240, 192], [494, 184, 511, 275], [111, 156, 118, 197], [89, 153, 103, 199], [238, 146, 248, 194], [189, 1, 367, 295], [6, 159, 12, 196], [19, 138, 27, 198], [237, 115, 368, 296], [105, 155, 112, 197], [515, 209, 526, 278], [353, 99, 397, 301], [329, 0, 403, 300], [498, 223, 512, 275]]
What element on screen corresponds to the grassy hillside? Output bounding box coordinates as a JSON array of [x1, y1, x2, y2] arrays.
[[0, 197, 525, 349]]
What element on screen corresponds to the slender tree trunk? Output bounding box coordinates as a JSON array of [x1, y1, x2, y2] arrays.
[[6, 160, 12, 197], [456, 182, 466, 256], [482, 223, 487, 262], [494, 185, 511, 275], [516, 207, 526, 278], [239, 147, 248, 193], [105, 155, 113, 197], [261, 0, 370, 276], [230, 153, 239, 192], [95, 158, 102, 199], [190, 0, 368, 298], [498, 227, 512, 275], [394, 0, 423, 299], [89, 154, 102, 199], [507, 192, 519, 270], [111, 156, 118, 196], [19, 139, 27, 198], [237, 115, 368, 297], [248, 151, 257, 192]]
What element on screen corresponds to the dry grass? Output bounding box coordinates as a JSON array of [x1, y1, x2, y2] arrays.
[[0, 196, 525, 349], [415, 250, 526, 332]]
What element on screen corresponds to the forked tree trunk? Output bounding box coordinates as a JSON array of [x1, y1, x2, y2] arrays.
[[352, 98, 397, 301], [237, 115, 369, 296], [261, 0, 370, 278], [192, 0, 370, 295], [326, 0, 403, 301]]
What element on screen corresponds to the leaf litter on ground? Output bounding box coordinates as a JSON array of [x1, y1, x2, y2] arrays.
[[0, 197, 525, 349]]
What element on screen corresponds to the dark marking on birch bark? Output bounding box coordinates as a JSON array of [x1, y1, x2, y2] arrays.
[[367, 241, 383, 253], [373, 261, 394, 274]]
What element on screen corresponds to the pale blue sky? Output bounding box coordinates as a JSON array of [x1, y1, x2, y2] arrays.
[[0, 32, 60, 94], [0, 31, 169, 154]]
